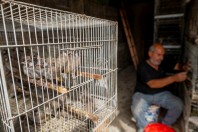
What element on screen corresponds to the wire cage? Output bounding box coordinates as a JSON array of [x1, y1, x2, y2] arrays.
[[0, 0, 118, 131]]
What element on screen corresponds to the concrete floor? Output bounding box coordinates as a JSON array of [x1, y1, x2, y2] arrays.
[[108, 65, 137, 132]]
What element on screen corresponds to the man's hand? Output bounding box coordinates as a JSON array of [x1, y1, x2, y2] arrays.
[[172, 72, 187, 82], [174, 62, 191, 72], [182, 62, 191, 72], [147, 72, 187, 89]]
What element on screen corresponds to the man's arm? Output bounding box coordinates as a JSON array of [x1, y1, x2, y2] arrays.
[[147, 72, 187, 88]]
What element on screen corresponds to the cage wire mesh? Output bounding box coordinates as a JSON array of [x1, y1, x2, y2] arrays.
[[0, 0, 118, 131]]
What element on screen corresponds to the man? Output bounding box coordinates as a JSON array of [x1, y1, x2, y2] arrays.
[[131, 43, 187, 132]]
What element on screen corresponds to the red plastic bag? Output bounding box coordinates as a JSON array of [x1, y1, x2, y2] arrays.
[[144, 123, 175, 132]]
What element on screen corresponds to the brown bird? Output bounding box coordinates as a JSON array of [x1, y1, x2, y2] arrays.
[[34, 57, 52, 80], [45, 53, 68, 80], [61, 51, 81, 86], [3, 50, 19, 73], [28, 108, 48, 124], [21, 56, 40, 78], [13, 115, 29, 132], [45, 99, 61, 116]]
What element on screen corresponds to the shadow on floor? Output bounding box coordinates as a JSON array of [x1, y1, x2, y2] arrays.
[[108, 65, 137, 132]]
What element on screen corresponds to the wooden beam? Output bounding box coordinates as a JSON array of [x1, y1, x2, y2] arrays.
[[120, 7, 139, 70]]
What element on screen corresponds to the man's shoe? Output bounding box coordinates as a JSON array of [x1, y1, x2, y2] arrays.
[[131, 117, 136, 122]]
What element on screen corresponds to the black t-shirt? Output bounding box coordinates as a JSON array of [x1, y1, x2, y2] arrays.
[[135, 61, 168, 94]]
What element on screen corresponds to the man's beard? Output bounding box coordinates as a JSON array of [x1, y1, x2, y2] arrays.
[[150, 59, 161, 66]]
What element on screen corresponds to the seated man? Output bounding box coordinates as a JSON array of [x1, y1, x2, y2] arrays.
[[131, 43, 187, 132]]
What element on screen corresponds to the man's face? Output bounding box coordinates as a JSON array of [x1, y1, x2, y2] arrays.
[[149, 46, 165, 66]]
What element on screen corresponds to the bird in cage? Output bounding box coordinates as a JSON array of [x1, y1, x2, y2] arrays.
[[42, 51, 81, 82], [45, 57, 56, 79], [6, 79, 21, 99], [28, 108, 49, 124], [64, 50, 81, 74], [35, 56, 52, 80], [4, 69, 23, 99], [36, 87, 63, 116], [13, 115, 29, 132], [21, 56, 40, 78], [45, 99, 62, 116], [2, 49, 20, 74], [45, 53, 68, 80], [61, 50, 81, 86]]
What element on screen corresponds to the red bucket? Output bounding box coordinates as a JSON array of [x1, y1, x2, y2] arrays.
[[144, 123, 175, 132]]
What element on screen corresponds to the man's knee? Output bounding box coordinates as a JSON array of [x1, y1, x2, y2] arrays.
[[131, 98, 148, 116], [164, 92, 183, 112], [170, 96, 183, 111]]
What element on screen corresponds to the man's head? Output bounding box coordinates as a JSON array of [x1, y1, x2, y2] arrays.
[[148, 43, 165, 66]]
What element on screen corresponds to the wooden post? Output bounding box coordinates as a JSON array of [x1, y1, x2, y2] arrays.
[[120, 7, 139, 70]]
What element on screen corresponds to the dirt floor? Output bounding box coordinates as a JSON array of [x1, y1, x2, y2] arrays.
[[108, 65, 137, 132]]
